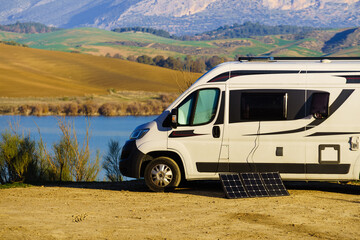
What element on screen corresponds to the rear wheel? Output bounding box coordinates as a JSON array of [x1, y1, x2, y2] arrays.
[[144, 157, 181, 192]]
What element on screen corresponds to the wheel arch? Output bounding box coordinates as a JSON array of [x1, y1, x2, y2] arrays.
[[140, 151, 186, 180]]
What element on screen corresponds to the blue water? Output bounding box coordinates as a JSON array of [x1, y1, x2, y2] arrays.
[[0, 115, 155, 181]]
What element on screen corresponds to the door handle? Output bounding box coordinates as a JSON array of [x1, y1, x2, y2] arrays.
[[212, 126, 220, 138]]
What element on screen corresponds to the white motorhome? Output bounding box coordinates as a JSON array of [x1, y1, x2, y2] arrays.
[[120, 57, 360, 192]]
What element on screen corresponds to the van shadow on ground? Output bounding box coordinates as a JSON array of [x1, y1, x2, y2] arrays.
[[46, 180, 360, 198]]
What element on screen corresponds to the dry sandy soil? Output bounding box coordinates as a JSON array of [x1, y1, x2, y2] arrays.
[[0, 181, 359, 240]]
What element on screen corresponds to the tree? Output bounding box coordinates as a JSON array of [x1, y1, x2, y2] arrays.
[[164, 57, 182, 70], [206, 56, 226, 70], [127, 55, 136, 62], [153, 55, 165, 67], [137, 55, 154, 65], [113, 53, 124, 59], [190, 58, 206, 73]]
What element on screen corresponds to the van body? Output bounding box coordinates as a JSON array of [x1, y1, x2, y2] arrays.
[[120, 58, 360, 191]]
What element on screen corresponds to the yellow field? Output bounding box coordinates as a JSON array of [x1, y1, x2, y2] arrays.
[[0, 44, 200, 97]]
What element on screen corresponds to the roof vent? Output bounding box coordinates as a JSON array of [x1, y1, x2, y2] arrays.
[[238, 57, 274, 62]]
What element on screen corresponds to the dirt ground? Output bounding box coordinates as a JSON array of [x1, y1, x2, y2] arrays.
[[0, 181, 359, 240]]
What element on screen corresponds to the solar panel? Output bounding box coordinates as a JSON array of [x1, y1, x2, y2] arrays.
[[219, 173, 249, 199], [240, 172, 269, 197], [219, 172, 289, 199], [260, 172, 289, 197]]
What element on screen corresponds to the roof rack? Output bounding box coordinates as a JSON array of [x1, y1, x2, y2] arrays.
[[238, 56, 360, 62]]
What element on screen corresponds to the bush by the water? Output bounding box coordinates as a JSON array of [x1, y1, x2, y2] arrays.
[[0, 118, 100, 184], [0, 132, 40, 184], [8, 93, 177, 117]]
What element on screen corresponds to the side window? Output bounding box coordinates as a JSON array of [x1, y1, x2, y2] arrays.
[[177, 89, 220, 126], [178, 93, 195, 125], [241, 93, 288, 121], [310, 92, 329, 119]]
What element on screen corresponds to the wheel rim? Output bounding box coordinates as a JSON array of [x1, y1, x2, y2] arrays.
[[150, 164, 173, 187]]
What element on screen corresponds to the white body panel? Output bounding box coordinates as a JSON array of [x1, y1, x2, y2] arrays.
[[132, 59, 360, 182]]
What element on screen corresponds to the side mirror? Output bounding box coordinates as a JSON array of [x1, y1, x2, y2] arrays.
[[171, 108, 178, 129]]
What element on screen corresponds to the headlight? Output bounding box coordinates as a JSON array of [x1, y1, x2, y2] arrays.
[[129, 128, 149, 140]]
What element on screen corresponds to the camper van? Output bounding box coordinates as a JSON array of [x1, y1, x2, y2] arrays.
[[120, 57, 360, 192]]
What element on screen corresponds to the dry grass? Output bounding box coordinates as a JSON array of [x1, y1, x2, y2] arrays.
[[0, 44, 201, 97]]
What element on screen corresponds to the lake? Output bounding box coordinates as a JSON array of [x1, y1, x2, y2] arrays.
[[0, 115, 156, 181]]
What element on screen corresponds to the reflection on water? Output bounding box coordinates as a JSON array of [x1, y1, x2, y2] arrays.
[[0, 115, 156, 181]]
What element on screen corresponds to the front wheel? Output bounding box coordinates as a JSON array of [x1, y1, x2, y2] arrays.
[[144, 157, 181, 192]]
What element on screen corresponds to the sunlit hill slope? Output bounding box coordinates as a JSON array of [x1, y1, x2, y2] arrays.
[[0, 44, 197, 97]]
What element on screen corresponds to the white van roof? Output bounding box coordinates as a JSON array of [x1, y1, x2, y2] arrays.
[[194, 58, 360, 86]]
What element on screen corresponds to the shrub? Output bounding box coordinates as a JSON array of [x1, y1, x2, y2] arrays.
[[31, 105, 43, 116], [0, 132, 39, 183], [38, 117, 100, 182], [82, 102, 99, 116], [99, 103, 117, 116], [103, 140, 123, 182], [64, 103, 78, 116], [42, 104, 49, 115], [18, 105, 31, 115], [51, 136, 73, 181], [126, 102, 141, 115], [49, 104, 62, 115], [57, 118, 99, 181]]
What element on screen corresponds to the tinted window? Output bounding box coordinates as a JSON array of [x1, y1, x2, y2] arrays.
[[177, 89, 220, 126], [310, 92, 329, 119], [193, 89, 220, 125], [241, 93, 287, 121], [178, 93, 195, 125]]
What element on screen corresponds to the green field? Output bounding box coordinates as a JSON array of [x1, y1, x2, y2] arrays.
[[0, 28, 215, 58], [2, 27, 357, 60]]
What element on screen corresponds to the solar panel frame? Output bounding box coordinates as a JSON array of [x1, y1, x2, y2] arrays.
[[260, 172, 289, 197], [219, 172, 290, 199], [219, 173, 249, 199]]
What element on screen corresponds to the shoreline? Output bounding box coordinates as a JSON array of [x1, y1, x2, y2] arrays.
[[0, 91, 178, 117]]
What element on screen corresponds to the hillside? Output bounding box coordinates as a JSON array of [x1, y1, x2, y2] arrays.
[[0, 0, 359, 35], [112, 23, 320, 41], [1, 27, 359, 62], [0, 44, 197, 97], [0, 28, 215, 58], [192, 22, 320, 41]]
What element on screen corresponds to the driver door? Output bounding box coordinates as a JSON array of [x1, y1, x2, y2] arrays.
[[167, 86, 226, 178]]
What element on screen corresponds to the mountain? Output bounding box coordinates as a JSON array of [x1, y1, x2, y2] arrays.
[[0, 0, 359, 34]]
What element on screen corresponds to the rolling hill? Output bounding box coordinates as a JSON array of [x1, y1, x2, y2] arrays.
[[0, 27, 216, 58], [1, 27, 359, 61], [0, 44, 200, 97]]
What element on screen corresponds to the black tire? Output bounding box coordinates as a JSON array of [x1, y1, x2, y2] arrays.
[[144, 156, 181, 192]]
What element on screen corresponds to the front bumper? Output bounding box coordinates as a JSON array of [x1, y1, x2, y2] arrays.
[[120, 140, 146, 178]]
